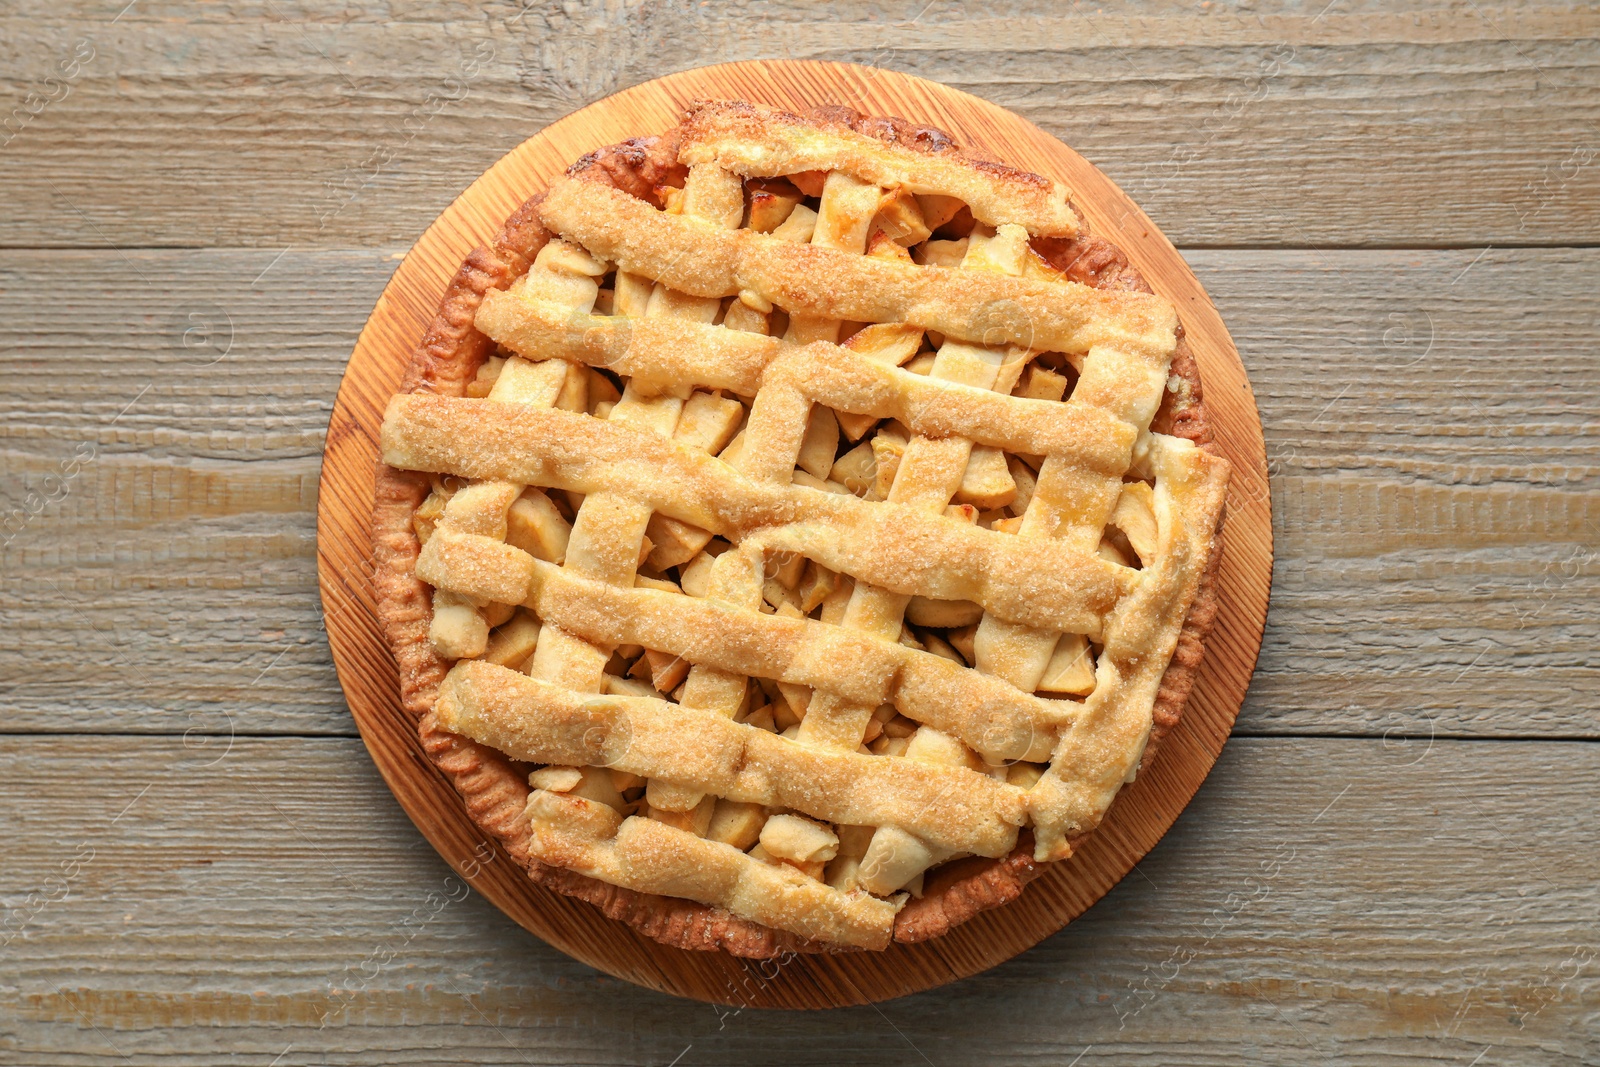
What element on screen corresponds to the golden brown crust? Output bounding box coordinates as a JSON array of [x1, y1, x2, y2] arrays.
[[679, 99, 1081, 237], [369, 103, 1225, 957], [534, 177, 1174, 355]]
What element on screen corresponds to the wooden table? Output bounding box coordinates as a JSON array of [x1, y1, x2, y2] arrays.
[[2, 3, 1595, 1063]]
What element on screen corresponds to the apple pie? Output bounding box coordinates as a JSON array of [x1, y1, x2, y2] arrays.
[[370, 100, 1229, 955]]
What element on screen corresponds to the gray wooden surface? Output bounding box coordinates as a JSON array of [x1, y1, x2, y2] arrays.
[[1, 2, 1596, 1064]]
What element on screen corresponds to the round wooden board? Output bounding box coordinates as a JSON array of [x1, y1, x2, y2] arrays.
[[316, 60, 1272, 1009]]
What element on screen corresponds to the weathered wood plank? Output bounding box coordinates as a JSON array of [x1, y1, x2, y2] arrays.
[[1201, 246, 1600, 738], [3, 247, 1594, 737], [0, 4, 1595, 249], [0, 249, 398, 734], [0, 735, 1593, 1064]]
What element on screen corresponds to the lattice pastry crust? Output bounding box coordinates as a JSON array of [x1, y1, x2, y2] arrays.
[[371, 100, 1229, 955]]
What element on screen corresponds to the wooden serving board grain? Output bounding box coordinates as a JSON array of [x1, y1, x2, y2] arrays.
[[315, 59, 1272, 1008]]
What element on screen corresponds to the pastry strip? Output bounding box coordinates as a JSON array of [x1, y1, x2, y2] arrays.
[[520, 164, 747, 854], [472, 298, 1137, 473], [538, 177, 1176, 357], [522, 790, 898, 949], [680, 101, 1082, 237], [1025, 437, 1228, 858], [437, 661, 1027, 857], [382, 396, 1125, 633]]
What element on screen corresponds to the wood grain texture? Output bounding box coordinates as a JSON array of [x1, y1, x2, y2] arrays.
[[2, 736, 1595, 1065], [1214, 246, 1600, 739], [1, 4, 1596, 248], [4, 248, 1593, 737], [316, 59, 1270, 1006], [0, 249, 400, 735]]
